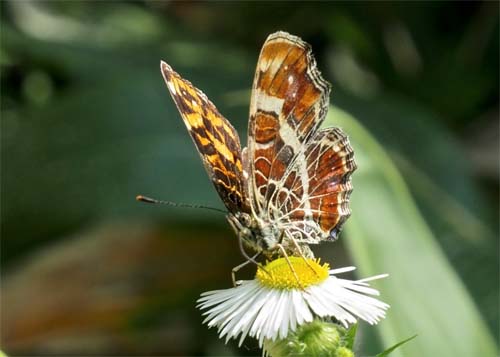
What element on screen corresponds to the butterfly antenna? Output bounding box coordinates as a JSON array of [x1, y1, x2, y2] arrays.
[[136, 195, 227, 214]]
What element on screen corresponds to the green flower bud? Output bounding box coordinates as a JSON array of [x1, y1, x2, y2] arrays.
[[335, 346, 354, 357], [263, 319, 354, 357]]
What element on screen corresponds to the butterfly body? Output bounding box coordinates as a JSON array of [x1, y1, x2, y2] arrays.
[[161, 32, 356, 258]]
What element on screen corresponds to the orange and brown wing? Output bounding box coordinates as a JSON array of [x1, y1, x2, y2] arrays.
[[247, 32, 356, 242], [160, 61, 248, 213], [248, 32, 330, 212], [277, 128, 356, 241]]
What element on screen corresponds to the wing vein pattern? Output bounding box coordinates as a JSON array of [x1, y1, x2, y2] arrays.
[[248, 31, 356, 243]]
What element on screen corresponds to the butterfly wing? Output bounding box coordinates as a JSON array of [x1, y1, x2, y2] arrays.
[[276, 127, 356, 242], [247, 32, 356, 242], [161, 61, 249, 213]]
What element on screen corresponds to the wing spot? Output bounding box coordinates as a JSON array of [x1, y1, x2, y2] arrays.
[[167, 81, 176, 95]]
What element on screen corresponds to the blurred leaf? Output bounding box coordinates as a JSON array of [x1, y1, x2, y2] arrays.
[[1, 25, 253, 264], [333, 91, 495, 241], [326, 107, 497, 357], [2, 222, 242, 355], [332, 90, 498, 339], [375, 334, 417, 357], [7, 1, 167, 47]]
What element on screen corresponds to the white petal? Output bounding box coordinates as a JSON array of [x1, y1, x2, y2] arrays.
[[358, 273, 389, 282], [329, 266, 356, 274], [197, 266, 389, 348]]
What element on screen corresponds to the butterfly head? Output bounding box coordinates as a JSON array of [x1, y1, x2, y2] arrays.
[[227, 212, 279, 254]]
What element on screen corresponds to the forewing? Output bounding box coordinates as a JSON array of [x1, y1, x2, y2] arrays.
[[247, 31, 331, 213], [275, 128, 356, 241], [160, 61, 249, 213]]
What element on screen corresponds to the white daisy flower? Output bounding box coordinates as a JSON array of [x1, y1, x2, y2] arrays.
[[197, 257, 389, 347]]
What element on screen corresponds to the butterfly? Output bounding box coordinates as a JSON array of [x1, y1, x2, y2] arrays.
[[160, 31, 356, 260]]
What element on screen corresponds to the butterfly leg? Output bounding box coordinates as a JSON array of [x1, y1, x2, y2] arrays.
[[289, 236, 320, 277], [228, 214, 271, 277], [231, 252, 260, 287], [237, 233, 271, 277], [276, 243, 305, 290], [237, 231, 259, 265]]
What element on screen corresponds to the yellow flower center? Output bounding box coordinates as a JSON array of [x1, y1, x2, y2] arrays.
[[255, 257, 330, 290]]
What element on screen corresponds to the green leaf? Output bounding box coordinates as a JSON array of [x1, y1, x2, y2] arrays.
[[332, 90, 498, 341], [375, 335, 417, 357], [326, 107, 498, 357], [342, 323, 357, 350]]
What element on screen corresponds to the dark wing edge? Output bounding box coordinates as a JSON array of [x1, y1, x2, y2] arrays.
[[304, 127, 357, 241]]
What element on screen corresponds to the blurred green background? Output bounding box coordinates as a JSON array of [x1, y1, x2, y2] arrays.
[[1, 1, 498, 356]]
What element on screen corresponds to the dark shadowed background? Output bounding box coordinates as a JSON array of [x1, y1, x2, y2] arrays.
[[1, 1, 498, 356]]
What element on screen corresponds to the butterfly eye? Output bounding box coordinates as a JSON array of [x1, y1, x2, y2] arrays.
[[237, 212, 251, 227]]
